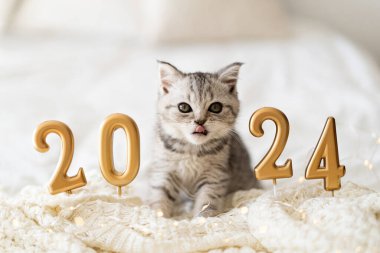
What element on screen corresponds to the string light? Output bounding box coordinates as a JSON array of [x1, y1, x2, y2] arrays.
[[224, 238, 231, 243], [156, 210, 163, 217], [359, 132, 380, 184], [298, 176, 305, 183], [74, 216, 84, 226], [259, 225, 267, 234], [196, 217, 206, 225], [240, 206, 248, 214], [12, 219, 19, 228]]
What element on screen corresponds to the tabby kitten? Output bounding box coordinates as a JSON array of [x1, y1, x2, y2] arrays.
[[147, 61, 259, 218]]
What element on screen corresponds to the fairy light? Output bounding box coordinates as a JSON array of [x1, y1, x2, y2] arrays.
[[12, 219, 19, 228], [240, 206, 248, 214], [298, 176, 305, 183], [259, 225, 267, 234], [360, 132, 380, 185], [197, 217, 206, 225], [74, 216, 84, 226], [156, 210, 163, 217], [224, 238, 231, 243]]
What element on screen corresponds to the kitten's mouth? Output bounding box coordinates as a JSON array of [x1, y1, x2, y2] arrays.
[[193, 125, 208, 136]]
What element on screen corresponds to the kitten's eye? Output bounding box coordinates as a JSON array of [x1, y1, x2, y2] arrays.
[[178, 102, 192, 113], [208, 102, 223, 113]]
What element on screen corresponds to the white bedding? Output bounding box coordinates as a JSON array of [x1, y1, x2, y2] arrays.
[[0, 20, 379, 195]]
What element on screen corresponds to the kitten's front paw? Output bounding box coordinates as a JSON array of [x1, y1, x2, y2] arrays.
[[194, 205, 220, 217], [198, 208, 220, 218]]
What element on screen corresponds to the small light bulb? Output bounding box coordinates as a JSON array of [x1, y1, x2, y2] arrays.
[[259, 225, 267, 233], [156, 210, 163, 217], [240, 206, 248, 214], [74, 216, 84, 227]]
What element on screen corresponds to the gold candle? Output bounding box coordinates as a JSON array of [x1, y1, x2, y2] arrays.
[[99, 113, 140, 196], [249, 107, 293, 185], [305, 117, 346, 194], [34, 121, 87, 194]]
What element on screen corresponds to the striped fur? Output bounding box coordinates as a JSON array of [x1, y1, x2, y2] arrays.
[[147, 62, 259, 217]]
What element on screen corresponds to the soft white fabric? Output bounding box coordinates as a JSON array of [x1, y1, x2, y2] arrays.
[[11, 0, 140, 38], [11, 0, 289, 42], [1, 172, 379, 252], [0, 0, 16, 32], [0, 21, 379, 194], [140, 0, 290, 43]]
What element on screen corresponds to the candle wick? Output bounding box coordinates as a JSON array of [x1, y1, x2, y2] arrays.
[[272, 179, 277, 198]]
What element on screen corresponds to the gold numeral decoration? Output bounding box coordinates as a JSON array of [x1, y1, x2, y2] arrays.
[[34, 121, 87, 194], [305, 117, 346, 191], [249, 107, 293, 182], [99, 113, 140, 196]]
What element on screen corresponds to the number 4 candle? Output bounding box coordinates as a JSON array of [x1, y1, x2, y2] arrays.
[[305, 117, 346, 196]]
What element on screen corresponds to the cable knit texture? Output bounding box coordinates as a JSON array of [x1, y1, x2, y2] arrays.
[[1, 174, 379, 253]]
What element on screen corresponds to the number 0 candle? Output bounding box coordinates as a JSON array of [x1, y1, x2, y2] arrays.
[[99, 113, 140, 196]]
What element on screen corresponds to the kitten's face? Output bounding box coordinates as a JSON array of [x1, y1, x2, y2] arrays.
[[157, 62, 241, 145]]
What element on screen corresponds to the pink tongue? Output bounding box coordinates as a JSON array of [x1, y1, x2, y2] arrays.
[[195, 125, 206, 133]]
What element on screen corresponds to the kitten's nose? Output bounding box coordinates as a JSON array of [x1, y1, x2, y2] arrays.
[[194, 119, 206, 125]]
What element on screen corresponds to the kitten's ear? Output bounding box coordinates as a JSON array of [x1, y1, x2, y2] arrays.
[[217, 62, 243, 93], [157, 60, 184, 94]]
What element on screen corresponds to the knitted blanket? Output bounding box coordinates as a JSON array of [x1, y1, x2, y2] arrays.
[[1, 175, 379, 253]]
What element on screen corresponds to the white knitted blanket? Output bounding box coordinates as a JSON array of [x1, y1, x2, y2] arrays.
[[1, 175, 379, 253]]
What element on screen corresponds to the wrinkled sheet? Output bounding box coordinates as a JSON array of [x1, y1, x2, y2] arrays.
[[1, 173, 379, 252]]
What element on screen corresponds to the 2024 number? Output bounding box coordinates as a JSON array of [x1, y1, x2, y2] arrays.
[[34, 108, 346, 195]]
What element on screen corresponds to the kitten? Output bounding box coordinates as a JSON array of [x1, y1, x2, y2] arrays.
[[147, 61, 259, 218]]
